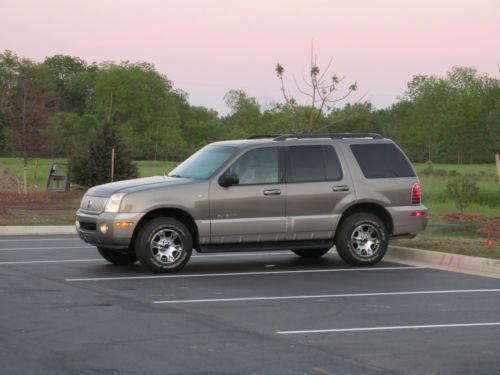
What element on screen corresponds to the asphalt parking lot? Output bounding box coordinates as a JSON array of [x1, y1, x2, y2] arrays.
[[1, 235, 499, 375]]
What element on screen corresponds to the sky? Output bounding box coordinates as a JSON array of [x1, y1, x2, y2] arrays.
[[1, 0, 499, 115]]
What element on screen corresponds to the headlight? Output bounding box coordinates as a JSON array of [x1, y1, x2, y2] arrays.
[[104, 193, 126, 213], [80, 192, 88, 208]]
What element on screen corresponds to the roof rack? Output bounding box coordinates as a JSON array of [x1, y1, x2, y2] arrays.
[[247, 135, 280, 139], [272, 133, 384, 141]]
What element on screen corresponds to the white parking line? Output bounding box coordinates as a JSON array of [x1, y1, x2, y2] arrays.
[[277, 322, 500, 335], [0, 259, 103, 265], [66, 266, 423, 282], [153, 288, 500, 304], [0, 252, 296, 265], [0, 246, 94, 251], [0, 238, 80, 242]]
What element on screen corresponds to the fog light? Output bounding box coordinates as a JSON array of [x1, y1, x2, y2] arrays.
[[100, 223, 109, 234], [116, 221, 133, 228]]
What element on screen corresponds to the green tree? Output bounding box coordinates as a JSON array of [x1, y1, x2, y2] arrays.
[[181, 106, 226, 155], [0, 50, 20, 152], [0, 53, 59, 164], [401, 75, 449, 162], [44, 112, 99, 156], [43, 55, 87, 112], [69, 122, 138, 187], [223, 89, 262, 133], [394, 67, 500, 163], [327, 102, 376, 133], [87, 61, 186, 159]]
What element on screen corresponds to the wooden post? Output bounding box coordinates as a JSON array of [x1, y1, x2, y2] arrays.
[[15, 158, 21, 194], [111, 148, 115, 182], [495, 153, 500, 185], [23, 165, 28, 195], [31, 159, 39, 194]]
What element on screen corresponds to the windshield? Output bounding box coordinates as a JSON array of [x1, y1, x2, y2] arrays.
[[168, 145, 238, 180]]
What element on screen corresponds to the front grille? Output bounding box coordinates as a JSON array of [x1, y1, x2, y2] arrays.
[[80, 196, 108, 213], [79, 222, 96, 231]]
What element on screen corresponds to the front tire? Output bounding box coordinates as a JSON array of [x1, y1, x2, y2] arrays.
[[292, 248, 330, 258], [135, 217, 193, 273], [335, 213, 388, 266], [97, 246, 137, 265]]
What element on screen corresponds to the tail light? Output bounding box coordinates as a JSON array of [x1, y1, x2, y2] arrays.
[[411, 183, 422, 205]]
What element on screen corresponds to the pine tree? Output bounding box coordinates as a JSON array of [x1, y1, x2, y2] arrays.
[[69, 123, 138, 187]]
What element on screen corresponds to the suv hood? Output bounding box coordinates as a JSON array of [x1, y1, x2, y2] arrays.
[[86, 176, 191, 197]]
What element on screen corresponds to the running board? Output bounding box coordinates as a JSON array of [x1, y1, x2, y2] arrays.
[[199, 239, 333, 253]]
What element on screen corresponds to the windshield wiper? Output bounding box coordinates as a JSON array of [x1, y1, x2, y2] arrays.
[[167, 174, 183, 178]]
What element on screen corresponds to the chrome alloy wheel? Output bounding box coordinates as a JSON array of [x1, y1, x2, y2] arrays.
[[350, 223, 380, 258], [150, 229, 184, 264]]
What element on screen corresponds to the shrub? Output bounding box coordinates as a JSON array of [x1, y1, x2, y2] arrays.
[[446, 175, 480, 215]]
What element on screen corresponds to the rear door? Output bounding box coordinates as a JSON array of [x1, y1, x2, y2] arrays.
[[285, 144, 355, 240], [209, 146, 286, 244]]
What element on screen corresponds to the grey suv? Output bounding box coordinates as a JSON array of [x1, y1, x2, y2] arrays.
[[76, 133, 427, 272]]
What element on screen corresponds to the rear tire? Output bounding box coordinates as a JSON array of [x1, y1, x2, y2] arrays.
[[292, 248, 330, 258], [335, 213, 388, 266], [135, 217, 193, 273], [97, 246, 137, 265]]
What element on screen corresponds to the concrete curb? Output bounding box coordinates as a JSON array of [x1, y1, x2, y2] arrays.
[[386, 245, 500, 279], [0, 226, 76, 236]]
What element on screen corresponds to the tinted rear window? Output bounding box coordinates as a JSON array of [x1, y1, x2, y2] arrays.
[[350, 143, 415, 178]]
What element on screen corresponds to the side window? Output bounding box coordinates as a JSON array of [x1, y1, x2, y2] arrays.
[[229, 147, 279, 185], [324, 146, 343, 181], [288, 145, 325, 182], [287, 145, 343, 183]]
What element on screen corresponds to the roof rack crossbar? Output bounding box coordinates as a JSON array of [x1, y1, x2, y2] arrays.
[[272, 133, 383, 141]]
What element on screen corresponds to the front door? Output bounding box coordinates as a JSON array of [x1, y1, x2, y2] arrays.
[[209, 146, 286, 244]]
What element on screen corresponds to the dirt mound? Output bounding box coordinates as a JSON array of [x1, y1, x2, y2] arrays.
[[0, 190, 84, 225], [0, 163, 19, 192]]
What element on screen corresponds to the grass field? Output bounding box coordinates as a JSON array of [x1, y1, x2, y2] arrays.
[[1, 157, 499, 217], [0, 157, 68, 190], [392, 219, 500, 259], [134, 160, 179, 178], [413, 163, 499, 217], [0, 157, 179, 190]]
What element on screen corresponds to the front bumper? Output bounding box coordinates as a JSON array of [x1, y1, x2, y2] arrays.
[[76, 209, 145, 249], [386, 205, 429, 236]]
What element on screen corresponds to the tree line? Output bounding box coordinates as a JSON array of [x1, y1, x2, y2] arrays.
[[1, 49, 499, 165]]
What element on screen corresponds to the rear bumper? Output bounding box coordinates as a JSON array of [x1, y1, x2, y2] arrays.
[[386, 205, 428, 236], [75, 209, 144, 249]]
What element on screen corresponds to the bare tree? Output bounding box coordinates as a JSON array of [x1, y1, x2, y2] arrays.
[[275, 45, 358, 133]]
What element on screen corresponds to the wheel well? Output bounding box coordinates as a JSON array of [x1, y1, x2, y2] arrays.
[[337, 203, 394, 235], [131, 208, 199, 250]]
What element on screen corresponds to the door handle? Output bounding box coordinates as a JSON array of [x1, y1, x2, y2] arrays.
[[332, 185, 350, 192], [263, 189, 281, 196]]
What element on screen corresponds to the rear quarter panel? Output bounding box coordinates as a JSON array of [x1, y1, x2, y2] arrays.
[[337, 141, 427, 235]]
